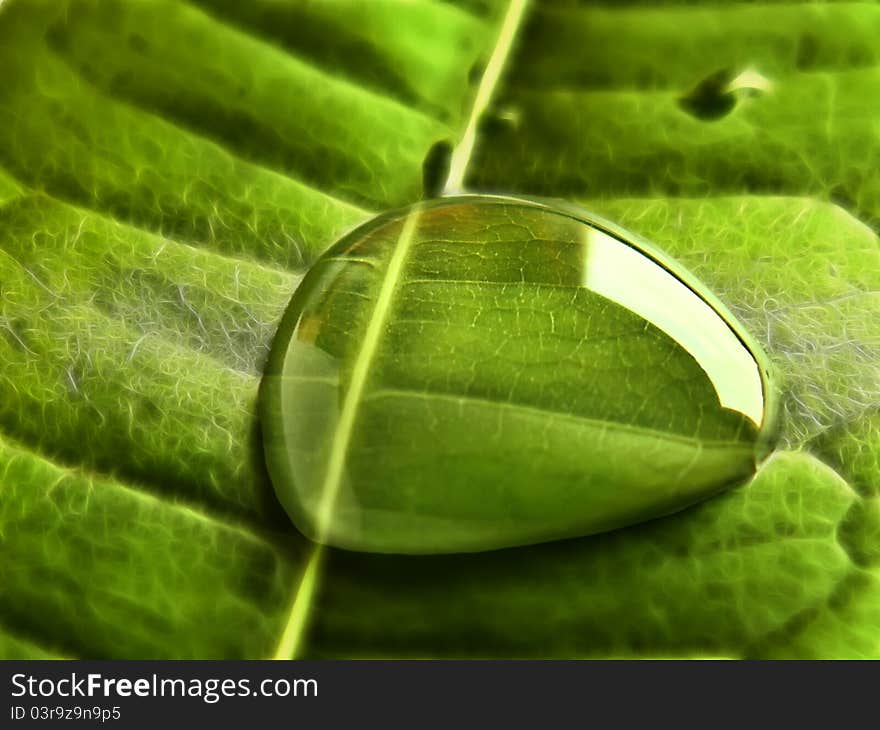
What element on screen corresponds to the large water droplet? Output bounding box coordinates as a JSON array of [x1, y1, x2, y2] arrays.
[[261, 196, 778, 554]]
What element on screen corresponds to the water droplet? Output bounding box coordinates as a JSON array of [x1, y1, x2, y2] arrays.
[[261, 196, 778, 554]]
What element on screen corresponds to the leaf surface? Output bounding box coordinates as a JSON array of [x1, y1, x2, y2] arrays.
[[307, 197, 880, 659], [0, 0, 500, 658], [2, 0, 880, 659]]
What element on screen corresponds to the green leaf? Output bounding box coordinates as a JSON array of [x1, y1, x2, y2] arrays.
[[0, 0, 500, 658], [312, 451, 874, 659], [469, 2, 880, 227], [0, 436, 305, 658], [306, 197, 880, 659], [2, 0, 880, 659]]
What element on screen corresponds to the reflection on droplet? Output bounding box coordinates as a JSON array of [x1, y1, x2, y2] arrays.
[[261, 195, 778, 554], [582, 227, 764, 425]]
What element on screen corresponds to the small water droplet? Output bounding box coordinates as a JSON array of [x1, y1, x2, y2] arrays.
[[261, 196, 778, 554]]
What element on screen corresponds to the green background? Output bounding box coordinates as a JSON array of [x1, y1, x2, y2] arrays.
[[1, 0, 880, 658]]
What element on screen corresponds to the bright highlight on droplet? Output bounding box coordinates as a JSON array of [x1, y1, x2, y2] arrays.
[[260, 196, 778, 555], [582, 227, 764, 426]]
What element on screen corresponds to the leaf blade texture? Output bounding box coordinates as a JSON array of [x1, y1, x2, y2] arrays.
[[1, 0, 880, 659]]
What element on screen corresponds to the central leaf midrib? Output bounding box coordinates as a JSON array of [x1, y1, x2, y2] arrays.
[[444, 0, 530, 192], [272, 0, 534, 660], [313, 208, 424, 533], [270, 207, 424, 661]]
